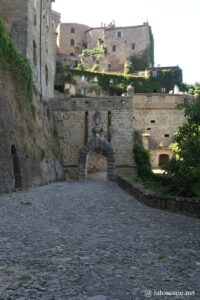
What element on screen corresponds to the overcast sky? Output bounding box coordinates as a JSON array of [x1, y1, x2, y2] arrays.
[[52, 0, 200, 84]]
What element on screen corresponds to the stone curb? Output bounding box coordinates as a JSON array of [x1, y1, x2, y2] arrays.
[[117, 175, 200, 218]]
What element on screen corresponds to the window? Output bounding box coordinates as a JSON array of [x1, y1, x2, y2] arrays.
[[71, 27, 75, 34], [147, 128, 151, 130], [108, 111, 112, 142], [151, 120, 155, 123], [164, 134, 169, 137], [45, 65, 48, 86], [33, 11, 37, 26], [33, 40, 37, 65], [108, 64, 112, 71], [161, 87, 166, 93], [117, 31, 122, 38], [70, 39, 74, 46], [159, 154, 169, 167], [85, 111, 88, 143], [81, 75, 87, 82], [152, 70, 158, 77], [147, 96, 152, 103], [112, 45, 116, 52], [94, 88, 101, 96], [131, 43, 135, 50], [81, 88, 87, 96]]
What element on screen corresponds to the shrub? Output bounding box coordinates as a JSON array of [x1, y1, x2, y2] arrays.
[[133, 131, 153, 179]]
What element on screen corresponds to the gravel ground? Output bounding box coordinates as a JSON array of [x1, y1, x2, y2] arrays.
[[0, 178, 200, 300]]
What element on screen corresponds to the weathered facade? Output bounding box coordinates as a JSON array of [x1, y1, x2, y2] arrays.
[[50, 96, 135, 179], [0, 0, 56, 99], [56, 22, 154, 72], [49, 93, 194, 179], [0, 0, 63, 192], [0, 68, 63, 192], [132, 93, 194, 168]]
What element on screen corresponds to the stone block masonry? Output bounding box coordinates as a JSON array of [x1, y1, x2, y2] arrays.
[[50, 96, 135, 179]]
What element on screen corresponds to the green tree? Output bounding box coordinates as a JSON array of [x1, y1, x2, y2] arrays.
[[166, 96, 200, 197]]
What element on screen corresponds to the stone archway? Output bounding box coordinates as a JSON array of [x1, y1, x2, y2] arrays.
[[79, 138, 115, 180], [159, 154, 169, 167]]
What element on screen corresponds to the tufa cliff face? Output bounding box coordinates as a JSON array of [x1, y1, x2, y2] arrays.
[[0, 67, 63, 192], [0, 2, 63, 192]]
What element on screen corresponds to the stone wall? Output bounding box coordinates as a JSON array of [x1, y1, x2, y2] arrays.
[[0, 69, 63, 192], [117, 175, 200, 218], [59, 23, 90, 55], [132, 93, 194, 167], [50, 96, 135, 179]]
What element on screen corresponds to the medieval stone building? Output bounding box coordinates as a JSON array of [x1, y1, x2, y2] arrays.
[[0, 1, 194, 190], [56, 21, 154, 73]]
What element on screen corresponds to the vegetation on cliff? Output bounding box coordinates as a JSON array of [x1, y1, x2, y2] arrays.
[[0, 18, 32, 100]]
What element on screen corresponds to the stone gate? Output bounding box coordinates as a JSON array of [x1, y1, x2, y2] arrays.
[[50, 96, 135, 179]]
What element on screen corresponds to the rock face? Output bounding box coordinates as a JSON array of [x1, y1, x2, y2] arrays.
[[0, 69, 63, 192]]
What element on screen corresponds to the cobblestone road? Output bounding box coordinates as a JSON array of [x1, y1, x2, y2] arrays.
[[0, 178, 200, 300]]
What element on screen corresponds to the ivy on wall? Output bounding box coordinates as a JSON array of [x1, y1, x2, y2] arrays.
[[149, 67, 183, 92], [0, 18, 33, 100], [126, 26, 154, 72], [55, 66, 183, 95]]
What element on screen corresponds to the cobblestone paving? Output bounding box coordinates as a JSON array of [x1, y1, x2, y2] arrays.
[[0, 178, 200, 300]]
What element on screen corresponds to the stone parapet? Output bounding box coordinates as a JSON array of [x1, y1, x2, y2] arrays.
[[117, 175, 200, 218]]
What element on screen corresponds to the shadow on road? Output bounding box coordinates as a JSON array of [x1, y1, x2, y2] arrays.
[[87, 171, 107, 181]]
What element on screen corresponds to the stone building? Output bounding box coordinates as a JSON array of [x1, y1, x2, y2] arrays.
[[132, 93, 194, 168], [56, 22, 154, 72], [0, 0, 56, 100], [50, 93, 194, 179]]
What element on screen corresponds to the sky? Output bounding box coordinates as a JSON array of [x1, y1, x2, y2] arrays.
[[52, 0, 200, 84]]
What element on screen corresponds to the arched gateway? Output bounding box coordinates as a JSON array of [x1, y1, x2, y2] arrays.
[[79, 111, 115, 180], [79, 138, 115, 180]]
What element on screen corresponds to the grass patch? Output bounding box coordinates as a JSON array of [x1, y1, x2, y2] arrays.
[[157, 253, 169, 260], [17, 273, 32, 281], [0, 268, 14, 276], [118, 170, 175, 196], [20, 200, 32, 206]]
